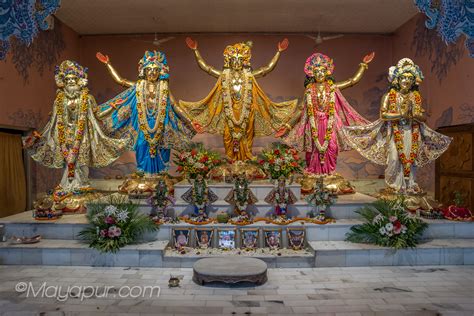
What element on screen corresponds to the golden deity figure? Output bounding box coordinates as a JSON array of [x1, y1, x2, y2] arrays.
[[180, 37, 298, 161], [342, 58, 452, 206], [23, 61, 131, 210]]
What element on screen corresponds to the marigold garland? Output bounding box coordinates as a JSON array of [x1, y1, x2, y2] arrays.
[[55, 89, 89, 179]]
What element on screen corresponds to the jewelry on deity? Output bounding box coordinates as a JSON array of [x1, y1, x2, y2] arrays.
[[56, 89, 89, 179], [221, 68, 253, 151], [136, 80, 169, 157], [306, 82, 336, 165]]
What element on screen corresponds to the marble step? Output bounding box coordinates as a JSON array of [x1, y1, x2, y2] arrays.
[[0, 239, 168, 267], [1, 238, 472, 268], [310, 239, 474, 267], [2, 212, 473, 242]]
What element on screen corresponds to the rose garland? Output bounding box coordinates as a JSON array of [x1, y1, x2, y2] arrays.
[[306, 83, 336, 164], [388, 89, 421, 177], [221, 69, 253, 152], [56, 89, 89, 179], [136, 80, 169, 158]]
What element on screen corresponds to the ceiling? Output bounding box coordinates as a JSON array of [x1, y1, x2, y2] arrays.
[[55, 0, 419, 35]]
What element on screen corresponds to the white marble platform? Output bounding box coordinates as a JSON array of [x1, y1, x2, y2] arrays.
[[311, 239, 474, 267]]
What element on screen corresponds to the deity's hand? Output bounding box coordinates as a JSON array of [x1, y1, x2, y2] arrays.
[[275, 126, 288, 138], [96, 52, 109, 64], [193, 121, 204, 133], [363, 52, 375, 64], [186, 37, 198, 50], [278, 38, 289, 52]]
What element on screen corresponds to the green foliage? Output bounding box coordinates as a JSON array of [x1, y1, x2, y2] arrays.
[[345, 198, 428, 249], [78, 195, 158, 253]]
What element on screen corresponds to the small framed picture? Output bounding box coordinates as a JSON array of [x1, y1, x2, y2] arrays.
[[195, 228, 213, 249], [240, 228, 259, 250], [172, 228, 191, 249], [264, 228, 282, 250], [217, 229, 236, 249], [287, 228, 306, 250]]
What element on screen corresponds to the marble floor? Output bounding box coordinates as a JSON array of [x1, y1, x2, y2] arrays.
[[0, 265, 473, 315]]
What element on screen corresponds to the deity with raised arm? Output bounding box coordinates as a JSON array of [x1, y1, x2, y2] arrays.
[[279, 52, 374, 175], [180, 38, 298, 161], [96, 51, 195, 174], [24, 60, 130, 192], [342, 58, 452, 193]]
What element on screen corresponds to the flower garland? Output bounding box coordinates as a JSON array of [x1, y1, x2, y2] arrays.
[[136, 80, 169, 158], [192, 179, 209, 211], [233, 179, 250, 213], [306, 83, 336, 164], [221, 69, 253, 152], [55, 89, 89, 179], [389, 89, 421, 177]]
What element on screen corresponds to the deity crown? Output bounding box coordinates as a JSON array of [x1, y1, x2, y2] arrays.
[[54, 60, 88, 87], [138, 50, 169, 79], [223, 42, 252, 67], [304, 53, 334, 77], [388, 58, 424, 84]]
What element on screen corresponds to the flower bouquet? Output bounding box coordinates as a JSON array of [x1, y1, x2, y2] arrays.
[[442, 192, 473, 221], [79, 196, 158, 253], [345, 198, 428, 249], [256, 142, 304, 180], [174, 143, 223, 179]]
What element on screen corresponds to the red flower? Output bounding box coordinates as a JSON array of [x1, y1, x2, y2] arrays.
[[259, 160, 265, 165], [274, 149, 280, 155], [177, 166, 183, 172], [199, 156, 209, 163], [393, 221, 402, 230], [291, 161, 298, 167], [203, 166, 209, 171], [191, 149, 197, 157], [269, 159, 275, 165]]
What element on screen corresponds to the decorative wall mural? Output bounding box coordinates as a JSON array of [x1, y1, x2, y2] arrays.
[[0, 0, 61, 60], [414, 0, 474, 57], [363, 72, 387, 120], [435, 107, 454, 128], [7, 109, 45, 129], [411, 14, 464, 82], [458, 103, 474, 124], [9, 18, 66, 83]]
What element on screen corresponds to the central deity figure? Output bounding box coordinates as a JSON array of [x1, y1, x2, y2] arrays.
[[181, 38, 298, 161]]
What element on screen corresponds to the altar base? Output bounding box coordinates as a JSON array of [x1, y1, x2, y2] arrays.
[[377, 188, 442, 211]]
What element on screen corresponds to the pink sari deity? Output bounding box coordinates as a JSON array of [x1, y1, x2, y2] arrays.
[[278, 52, 374, 174]]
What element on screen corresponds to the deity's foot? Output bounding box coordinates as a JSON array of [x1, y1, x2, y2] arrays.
[[377, 187, 442, 211], [299, 172, 355, 195], [118, 172, 178, 199]]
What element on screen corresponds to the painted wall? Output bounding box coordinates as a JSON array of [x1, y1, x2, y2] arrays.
[[0, 13, 472, 197], [0, 19, 80, 196]]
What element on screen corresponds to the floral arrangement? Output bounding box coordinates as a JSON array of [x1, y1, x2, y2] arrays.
[[174, 143, 223, 179], [442, 191, 473, 221], [79, 196, 158, 253], [345, 198, 428, 249], [256, 142, 304, 180], [306, 177, 337, 221]]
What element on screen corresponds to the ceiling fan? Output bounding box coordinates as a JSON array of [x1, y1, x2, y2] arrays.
[[132, 33, 175, 47], [305, 30, 344, 46]]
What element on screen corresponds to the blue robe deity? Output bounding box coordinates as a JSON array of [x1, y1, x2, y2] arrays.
[[98, 51, 195, 174]]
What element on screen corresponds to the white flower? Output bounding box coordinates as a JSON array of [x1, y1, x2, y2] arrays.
[[263, 163, 270, 170], [385, 223, 394, 231], [116, 210, 129, 223], [195, 162, 204, 168], [274, 165, 280, 171], [372, 214, 384, 225], [275, 158, 282, 165], [104, 205, 117, 216], [379, 227, 387, 235]]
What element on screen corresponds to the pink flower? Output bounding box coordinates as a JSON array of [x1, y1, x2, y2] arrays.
[[100, 229, 108, 237], [105, 216, 115, 225], [108, 226, 121, 238], [389, 216, 398, 222]]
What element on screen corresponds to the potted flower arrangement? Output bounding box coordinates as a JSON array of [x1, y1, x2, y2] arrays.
[[256, 142, 304, 181], [174, 143, 223, 180], [79, 196, 158, 253], [345, 198, 428, 249]]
